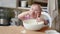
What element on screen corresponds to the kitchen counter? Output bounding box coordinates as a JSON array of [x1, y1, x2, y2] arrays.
[[0, 26, 51, 34]]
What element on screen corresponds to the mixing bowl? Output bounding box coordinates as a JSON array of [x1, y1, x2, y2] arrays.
[[23, 19, 44, 30]]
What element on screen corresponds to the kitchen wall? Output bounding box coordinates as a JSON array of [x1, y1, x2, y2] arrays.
[[48, 0, 58, 21], [48, 0, 60, 32]]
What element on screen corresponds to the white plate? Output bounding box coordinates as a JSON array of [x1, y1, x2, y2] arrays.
[[45, 30, 59, 34]]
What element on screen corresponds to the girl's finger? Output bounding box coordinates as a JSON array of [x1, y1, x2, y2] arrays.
[[36, 17, 41, 22], [37, 13, 40, 18]]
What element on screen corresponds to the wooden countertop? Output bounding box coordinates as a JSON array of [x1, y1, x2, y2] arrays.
[[0, 26, 51, 34]]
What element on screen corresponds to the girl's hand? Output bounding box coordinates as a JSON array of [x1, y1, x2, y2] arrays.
[[36, 17, 42, 22], [36, 17, 48, 25]]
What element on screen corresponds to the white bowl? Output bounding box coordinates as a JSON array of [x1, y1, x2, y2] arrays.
[[23, 19, 44, 30], [45, 30, 59, 34]]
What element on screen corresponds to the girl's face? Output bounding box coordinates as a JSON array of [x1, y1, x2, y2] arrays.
[[29, 5, 42, 18], [30, 5, 41, 13]]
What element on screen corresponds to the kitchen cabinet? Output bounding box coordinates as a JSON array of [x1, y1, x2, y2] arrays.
[[0, 0, 17, 8], [17, 0, 48, 12], [48, 0, 58, 21], [48, 0, 59, 32], [0, 0, 48, 9], [33, 0, 48, 3]]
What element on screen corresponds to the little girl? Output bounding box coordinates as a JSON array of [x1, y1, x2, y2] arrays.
[[18, 4, 48, 25]]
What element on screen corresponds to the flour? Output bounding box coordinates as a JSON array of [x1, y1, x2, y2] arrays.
[[23, 19, 44, 25]]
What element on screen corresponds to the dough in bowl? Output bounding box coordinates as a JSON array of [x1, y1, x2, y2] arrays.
[[23, 19, 44, 25]]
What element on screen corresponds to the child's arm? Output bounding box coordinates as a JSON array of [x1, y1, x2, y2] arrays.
[[18, 11, 29, 20]]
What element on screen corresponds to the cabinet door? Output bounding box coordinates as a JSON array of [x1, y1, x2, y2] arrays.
[[49, 0, 59, 31], [0, 0, 17, 8], [48, 0, 58, 21]]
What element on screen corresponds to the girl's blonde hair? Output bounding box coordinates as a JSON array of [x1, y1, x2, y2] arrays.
[[31, 3, 42, 11]]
